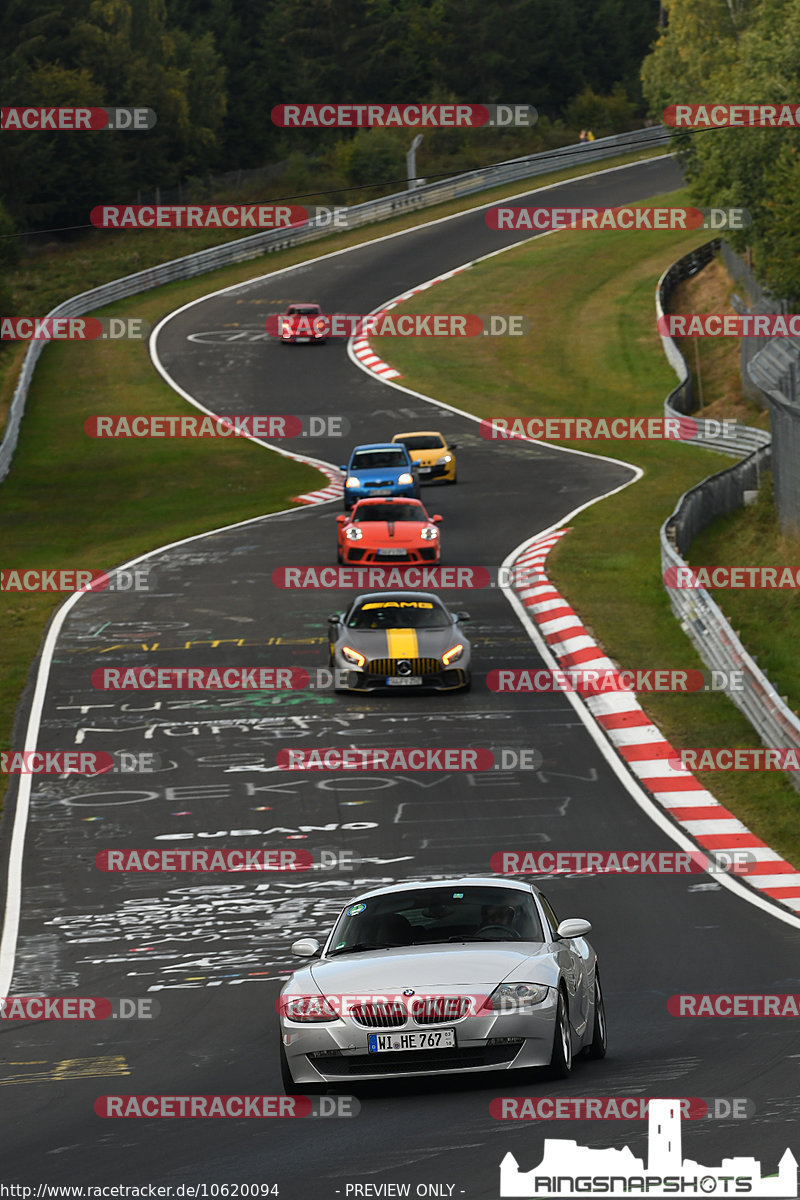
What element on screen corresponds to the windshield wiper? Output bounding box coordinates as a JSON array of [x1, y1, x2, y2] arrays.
[[328, 941, 405, 957]]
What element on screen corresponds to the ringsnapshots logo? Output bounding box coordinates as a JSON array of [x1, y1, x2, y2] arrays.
[[1, 107, 156, 131], [486, 206, 749, 232], [271, 103, 537, 128], [499, 1098, 797, 1197]]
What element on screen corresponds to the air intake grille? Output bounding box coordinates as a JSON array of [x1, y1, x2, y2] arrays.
[[349, 1001, 407, 1028], [368, 657, 440, 676]]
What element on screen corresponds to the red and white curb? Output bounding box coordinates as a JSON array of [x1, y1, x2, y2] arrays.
[[511, 529, 800, 914], [291, 464, 343, 506], [349, 266, 470, 382], [351, 338, 402, 380]]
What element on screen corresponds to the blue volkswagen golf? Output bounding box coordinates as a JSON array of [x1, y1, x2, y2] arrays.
[[341, 443, 420, 511]]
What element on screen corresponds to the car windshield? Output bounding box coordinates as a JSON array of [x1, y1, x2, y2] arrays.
[[286, 306, 320, 315], [353, 504, 426, 523], [345, 599, 450, 629], [395, 435, 444, 450], [351, 450, 407, 470], [327, 886, 544, 954]]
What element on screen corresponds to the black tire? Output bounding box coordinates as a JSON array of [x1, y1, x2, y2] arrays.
[[586, 970, 607, 1059], [548, 988, 573, 1079]]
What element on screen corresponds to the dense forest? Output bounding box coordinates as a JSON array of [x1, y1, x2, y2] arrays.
[[642, 0, 800, 302], [0, 0, 660, 234]]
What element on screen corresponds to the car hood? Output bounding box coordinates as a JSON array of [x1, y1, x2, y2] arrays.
[[342, 627, 461, 657], [408, 449, 446, 465], [353, 521, 431, 544], [304, 943, 550, 991]]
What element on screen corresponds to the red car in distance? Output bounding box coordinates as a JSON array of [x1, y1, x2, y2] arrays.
[[279, 302, 327, 343], [336, 498, 442, 565]]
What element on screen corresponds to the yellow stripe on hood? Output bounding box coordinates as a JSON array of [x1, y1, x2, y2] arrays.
[[386, 628, 419, 658]]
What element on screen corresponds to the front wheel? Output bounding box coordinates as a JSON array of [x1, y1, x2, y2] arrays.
[[586, 971, 607, 1059], [548, 989, 573, 1078]]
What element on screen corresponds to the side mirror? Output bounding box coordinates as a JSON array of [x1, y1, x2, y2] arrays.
[[291, 937, 322, 958], [339, 465, 347, 471], [556, 918, 592, 940], [336, 514, 347, 524], [328, 613, 342, 624], [432, 515, 443, 523], [449, 442, 458, 450], [454, 611, 471, 622]]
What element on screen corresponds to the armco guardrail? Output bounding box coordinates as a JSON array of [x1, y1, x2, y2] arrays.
[[656, 239, 771, 458], [0, 125, 669, 484], [657, 241, 800, 785]]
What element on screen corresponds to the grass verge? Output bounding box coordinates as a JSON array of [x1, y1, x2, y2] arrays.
[[368, 188, 800, 867]]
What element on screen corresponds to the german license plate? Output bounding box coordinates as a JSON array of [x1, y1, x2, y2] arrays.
[[418, 466, 432, 474], [377, 548, 407, 557], [370, 488, 392, 495], [386, 676, 422, 686], [368, 1028, 456, 1053]]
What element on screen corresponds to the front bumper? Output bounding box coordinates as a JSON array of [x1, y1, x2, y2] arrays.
[[339, 545, 440, 564], [331, 663, 469, 691], [416, 460, 455, 483], [281, 996, 558, 1083]]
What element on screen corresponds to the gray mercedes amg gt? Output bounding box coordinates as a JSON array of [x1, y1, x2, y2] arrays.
[[327, 590, 471, 691], [278, 877, 606, 1091]]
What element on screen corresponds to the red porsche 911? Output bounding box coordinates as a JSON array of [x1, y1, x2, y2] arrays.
[[336, 498, 442, 565]]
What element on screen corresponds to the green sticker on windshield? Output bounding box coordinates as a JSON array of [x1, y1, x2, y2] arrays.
[[347, 903, 367, 916], [453, 892, 464, 899]]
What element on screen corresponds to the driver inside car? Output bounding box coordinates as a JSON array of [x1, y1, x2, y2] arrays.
[[476, 903, 517, 936]]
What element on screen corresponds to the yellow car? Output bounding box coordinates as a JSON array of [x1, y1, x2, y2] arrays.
[[391, 430, 457, 484]]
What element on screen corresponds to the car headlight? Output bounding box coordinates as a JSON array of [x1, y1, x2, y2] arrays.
[[420, 526, 439, 541], [436, 454, 452, 464], [345, 527, 363, 541], [282, 995, 339, 1023], [397, 472, 413, 485], [442, 642, 464, 665], [341, 645, 366, 667], [345, 476, 361, 489], [487, 983, 551, 1013]]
